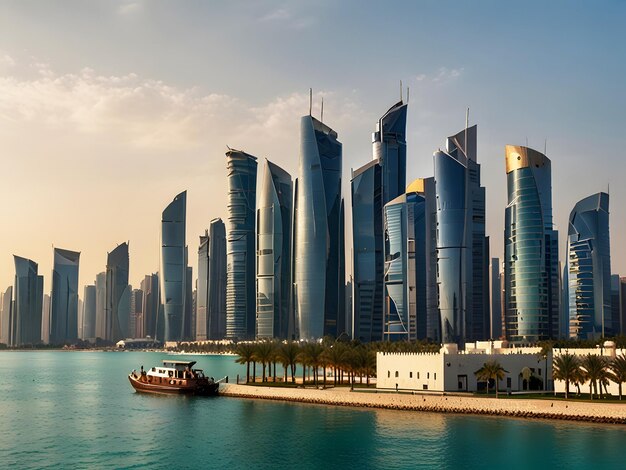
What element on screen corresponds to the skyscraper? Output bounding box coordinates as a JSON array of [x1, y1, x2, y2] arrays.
[[184, 264, 193, 340], [256, 159, 292, 340], [207, 219, 227, 340], [225, 149, 257, 340], [106, 242, 130, 342], [383, 178, 430, 341], [1, 286, 13, 345], [41, 294, 50, 344], [566, 192, 611, 339], [12, 256, 44, 346], [140, 273, 159, 339], [294, 115, 344, 340], [196, 230, 210, 341], [160, 191, 187, 342], [490, 258, 503, 339], [94, 272, 106, 340], [130, 288, 143, 338], [434, 125, 489, 345], [49, 248, 80, 344], [82, 284, 96, 340], [504, 145, 559, 342]]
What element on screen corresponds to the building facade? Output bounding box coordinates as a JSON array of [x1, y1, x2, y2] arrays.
[[1, 286, 13, 345], [256, 159, 292, 340], [106, 242, 130, 342], [160, 191, 187, 342], [49, 248, 80, 344], [566, 192, 611, 339], [82, 284, 96, 340], [490, 258, 503, 339], [434, 125, 489, 345], [94, 272, 106, 340], [504, 145, 560, 342], [294, 115, 344, 340], [225, 150, 258, 340], [12, 256, 44, 346], [140, 273, 159, 339]]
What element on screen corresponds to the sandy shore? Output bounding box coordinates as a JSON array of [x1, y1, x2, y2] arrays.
[[220, 384, 626, 424]]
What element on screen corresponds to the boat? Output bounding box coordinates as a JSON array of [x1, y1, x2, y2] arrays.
[[128, 360, 219, 396]]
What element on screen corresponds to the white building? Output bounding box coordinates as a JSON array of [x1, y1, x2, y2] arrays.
[[377, 341, 552, 393]]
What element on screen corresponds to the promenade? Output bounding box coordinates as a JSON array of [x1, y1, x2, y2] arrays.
[[220, 384, 626, 424]]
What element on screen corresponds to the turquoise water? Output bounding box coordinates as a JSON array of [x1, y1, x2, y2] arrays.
[[1, 352, 625, 469]]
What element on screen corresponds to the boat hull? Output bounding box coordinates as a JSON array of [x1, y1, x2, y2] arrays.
[[128, 373, 219, 396]]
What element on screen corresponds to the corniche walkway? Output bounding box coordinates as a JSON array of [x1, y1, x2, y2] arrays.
[[220, 384, 626, 424]]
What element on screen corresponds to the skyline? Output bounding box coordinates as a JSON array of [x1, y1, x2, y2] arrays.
[[2, 1, 626, 294]]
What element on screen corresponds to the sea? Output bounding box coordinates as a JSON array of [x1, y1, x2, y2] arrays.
[[1, 351, 625, 469]]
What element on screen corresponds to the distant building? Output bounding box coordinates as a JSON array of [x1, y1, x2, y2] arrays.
[[620, 278, 626, 335], [130, 288, 143, 338], [140, 273, 159, 339], [1, 286, 13, 345], [160, 191, 188, 342], [256, 159, 292, 340], [94, 272, 106, 340], [490, 258, 502, 339], [12, 256, 44, 346], [106, 242, 130, 342], [49, 248, 80, 344], [82, 285, 96, 340], [41, 294, 50, 344], [434, 125, 489, 345], [196, 230, 210, 341], [504, 145, 559, 342], [294, 115, 344, 340], [207, 219, 227, 340], [225, 149, 258, 340], [184, 265, 193, 340], [566, 193, 611, 339], [610, 275, 620, 337]]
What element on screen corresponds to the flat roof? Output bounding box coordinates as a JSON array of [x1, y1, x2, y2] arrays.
[[162, 360, 196, 366]]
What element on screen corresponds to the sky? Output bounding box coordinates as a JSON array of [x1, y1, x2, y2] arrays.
[[1, 0, 626, 294]]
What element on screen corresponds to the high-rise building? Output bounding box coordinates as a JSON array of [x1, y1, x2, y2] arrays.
[[489, 258, 502, 339], [504, 145, 559, 342], [130, 288, 143, 338], [294, 115, 344, 340], [160, 191, 187, 342], [49, 248, 80, 344], [566, 192, 611, 339], [207, 219, 227, 340], [620, 277, 626, 335], [140, 273, 159, 339], [94, 272, 106, 340], [434, 125, 489, 344], [184, 265, 193, 340], [610, 275, 620, 338], [82, 285, 96, 340], [225, 150, 257, 340], [106, 242, 130, 342], [383, 179, 431, 341], [196, 230, 210, 341], [41, 294, 50, 344], [12, 256, 44, 346], [256, 159, 292, 340], [1, 286, 13, 345]]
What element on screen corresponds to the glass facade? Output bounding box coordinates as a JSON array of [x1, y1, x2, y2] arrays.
[[106, 242, 130, 342], [140, 273, 159, 339], [294, 115, 343, 340], [566, 192, 611, 339], [12, 256, 44, 346], [504, 145, 559, 342], [50, 248, 80, 344], [95, 272, 106, 340], [225, 150, 257, 340], [1, 286, 13, 345], [196, 230, 210, 340], [351, 160, 383, 342], [82, 284, 96, 340], [489, 258, 503, 339], [256, 159, 292, 340], [207, 219, 227, 340], [160, 191, 187, 342], [434, 125, 489, 344]]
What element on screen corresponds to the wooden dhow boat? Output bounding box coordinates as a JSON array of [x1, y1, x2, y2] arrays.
[[129, 360, 219, 396]]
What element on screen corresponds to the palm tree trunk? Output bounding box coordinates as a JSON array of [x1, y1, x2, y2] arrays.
[[620, 383, 623, 400], [495, 377, 499, 399], [246, 362, 250, 384], [323, 366, 327, 387], [565, 379, 569, 400], [273, 362, 277, 382], [253, 362, 256, 383], [302, 365, 306, 386]]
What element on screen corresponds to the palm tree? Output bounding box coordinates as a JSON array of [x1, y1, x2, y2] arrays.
[[552, 353, 580, 399], [253, 341, 275, 382], [609, 355, 626, 400], [277, 341, 300, 384], [322, 343, 347, 386], [298, 343, 325, 386], [581, 354, 609, 400], [234, 343, 255, 383], [474, 360, 507, 398]]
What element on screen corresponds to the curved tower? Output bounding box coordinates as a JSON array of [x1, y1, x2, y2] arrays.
[[256, 159, 292, 339], [294, 115, 343, 340], [160, 191, 187, 342], [567, 192, 611, 339], [504, 145, 559, 342], [50, 248, 80, 344], [106, 242, 130, 342], [434, 125, 488, 345], [225, 150, 257, 340]]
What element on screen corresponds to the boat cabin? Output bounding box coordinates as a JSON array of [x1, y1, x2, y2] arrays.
[[147, 360, 206, 380]]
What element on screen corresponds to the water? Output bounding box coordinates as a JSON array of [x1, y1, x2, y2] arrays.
[[1, 351, 625, 469]]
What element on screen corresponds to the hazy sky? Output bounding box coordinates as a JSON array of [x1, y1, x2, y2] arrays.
[[1, 0, 626, 294]]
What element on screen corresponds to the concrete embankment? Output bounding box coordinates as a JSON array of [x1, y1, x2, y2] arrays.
[[220, 384, 626, 424]]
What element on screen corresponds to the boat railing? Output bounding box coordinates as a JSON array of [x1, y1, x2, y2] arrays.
[[215, 376, 229, 384]]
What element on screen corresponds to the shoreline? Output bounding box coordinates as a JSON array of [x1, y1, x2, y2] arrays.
[[219, 384, 626, 425]]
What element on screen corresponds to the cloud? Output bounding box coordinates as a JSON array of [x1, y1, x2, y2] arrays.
[[415, 67, 464, 84], [117, 1, 142, 16], [257, 6, 314, 29], [0, 53, 16, 69], [258, 8, 291, 22]]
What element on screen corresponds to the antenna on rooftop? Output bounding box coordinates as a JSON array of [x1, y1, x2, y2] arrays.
[[309, 88, 312, 116], [465, 107, 469, 156], [400, 80, 403, 101], [321, 97, 324, 123]]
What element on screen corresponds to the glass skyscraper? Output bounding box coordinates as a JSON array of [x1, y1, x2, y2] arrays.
[[50, 248, 80, 344], [160, 191, 187, 342], [82, 284, 96, 340], [504, 145, 560, 342], [106, 242, 130, 342], [207, 219, 227, 340], [140, 273, 159, 339], [383, 178, 430, 341], [225, 149, 257, 340], [94, 272, 106, 340], [0, 286, 12, 345], [196, 230, 210, 341], [12, 256, 44, 346], [434, 125, 489, 345], [256, 159, 292, 340], [294, 115, 344, 340], [566, 192, 611, 339]]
